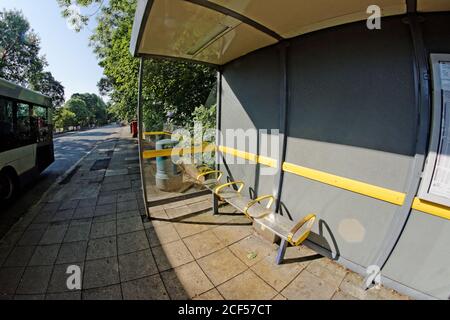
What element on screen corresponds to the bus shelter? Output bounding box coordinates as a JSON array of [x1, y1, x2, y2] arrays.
[[130, 0, 450, 300]]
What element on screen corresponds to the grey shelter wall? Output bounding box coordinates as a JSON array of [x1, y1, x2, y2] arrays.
[[218, 13, 450, 299], [282, 18, 417, 268], [221, 45, 281, 197], [382, 12, 450, 301], [382, 210, 450, 300]]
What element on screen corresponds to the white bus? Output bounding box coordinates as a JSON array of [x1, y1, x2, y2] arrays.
[[0, 78, 54, 204]]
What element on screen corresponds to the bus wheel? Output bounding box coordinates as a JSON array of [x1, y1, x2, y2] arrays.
[[0, 170, 18, 205]]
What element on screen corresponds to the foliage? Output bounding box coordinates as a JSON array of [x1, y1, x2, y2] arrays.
[[65, 97, 90, 127], [71, 92, 108, 125], [55, 92, 108, 129], [191, 104, 217, 147], [192, 104, 217, 131], [32, 72, 66, 108], [57, 0, 217, 130], [0, 9, 65, 107], [53, 107, 77, 129]]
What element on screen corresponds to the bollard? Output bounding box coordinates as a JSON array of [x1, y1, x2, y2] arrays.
[[155, 139, 183, 191]]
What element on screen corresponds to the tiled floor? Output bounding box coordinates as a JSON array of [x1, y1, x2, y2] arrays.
[[0, 127, 409, 300], [143, 200, 409, 300]]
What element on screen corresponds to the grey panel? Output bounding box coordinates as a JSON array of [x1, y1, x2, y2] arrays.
[[221, 45, 280, 197], [285, 18, 416, 189], [281, 18, 417, 265], [380, 12, 450, 300], [383, 211, 450, 300], [222, 45, 280, 130], [281, 172, 399, 267]]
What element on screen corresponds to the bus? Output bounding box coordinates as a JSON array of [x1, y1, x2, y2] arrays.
[[0, 78, 54, 204]]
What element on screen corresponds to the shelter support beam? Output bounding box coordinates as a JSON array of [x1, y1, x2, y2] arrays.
[[214, 68, 223, 215], [137, 58, 150, 217], [273, 42, 289, 213], [185, 0, 283, 41], [371, 1, 431, 277]]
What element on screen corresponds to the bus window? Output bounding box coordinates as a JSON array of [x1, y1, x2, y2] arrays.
[[16, 102, 34, 146], [33, 105, 50, 142], [0, 98, 15, 152]]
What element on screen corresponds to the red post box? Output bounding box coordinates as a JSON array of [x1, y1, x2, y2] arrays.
[[131, 121, 138, 138]]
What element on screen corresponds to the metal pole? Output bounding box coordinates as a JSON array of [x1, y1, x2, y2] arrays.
[[137, 58, 149, 217], [371, 0, 431, 275], [213, 68, 222, 215], [274, 42, 289, 213]]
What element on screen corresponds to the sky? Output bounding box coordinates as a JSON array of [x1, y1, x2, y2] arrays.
[[1, 0, 105, 101]]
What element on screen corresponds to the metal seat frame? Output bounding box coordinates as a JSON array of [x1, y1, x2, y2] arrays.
[[195, 166, 316, 264]]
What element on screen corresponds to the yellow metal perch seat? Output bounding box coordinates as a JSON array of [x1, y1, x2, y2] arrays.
[[244, 195, 317, 264], [196, 168, 317, 264], [196, 168, 251, 215]]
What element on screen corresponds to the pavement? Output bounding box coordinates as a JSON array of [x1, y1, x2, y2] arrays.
[[0, 125, 122, 239], [0, 126, 410, 300]]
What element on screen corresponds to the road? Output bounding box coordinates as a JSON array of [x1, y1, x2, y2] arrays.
[[0, 124, 123, 238]]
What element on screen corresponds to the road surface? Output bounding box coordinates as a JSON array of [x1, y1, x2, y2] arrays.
[[0, 124, 123, 238]]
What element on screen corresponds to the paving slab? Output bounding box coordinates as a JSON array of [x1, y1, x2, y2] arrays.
[[118, 249, 158, 282], [193, 288, 224, 300], [3, 246, 35, 267], [173, 221, 210, 238], [90, 221, 116, 239], [229, 235, 276, 267], [16, 266, 53, 295], [306, 257, 348, 288], [94, 204, 116, 217], [212, 220, 253, 246], [0, 246, 12, 266], [64, 222, 91, 243], [117, 217, 144, 234], [183, 230, 225, 259], [197, 248, 247, 286], [73, 206, 95, 219], [161, 261, 214, 299], [39, 223, 68, 245], [0, 266, 24, 295], [117, 231, 149, 255], [217, 269, 277, 300], [82, 284, 122, 300], [83, 257, 120, 289], [251, 252, 307, 292], [117, 200, 138, 213], [121, 274, 169, 300], [28, 245, 60, 266], [48, 262, 84, 293], [152, 240, 194, 272], [86, 236, 117, 260], [56, 241, 87, 264], [14, 294, 45, 300], [281, 270, 337, 300], [46, 291, 82, 300]]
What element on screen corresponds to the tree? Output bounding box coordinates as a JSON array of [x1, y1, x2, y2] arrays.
[[0, 9, 44, 86], [53, 107, 76, 130], [0, 9, 65, 107], [58, 0, 216, 129], [72, 93, 107, 125], [65, 97, 91, 127], [31, 72, 65, 108], [61, 93, 107, 128]]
